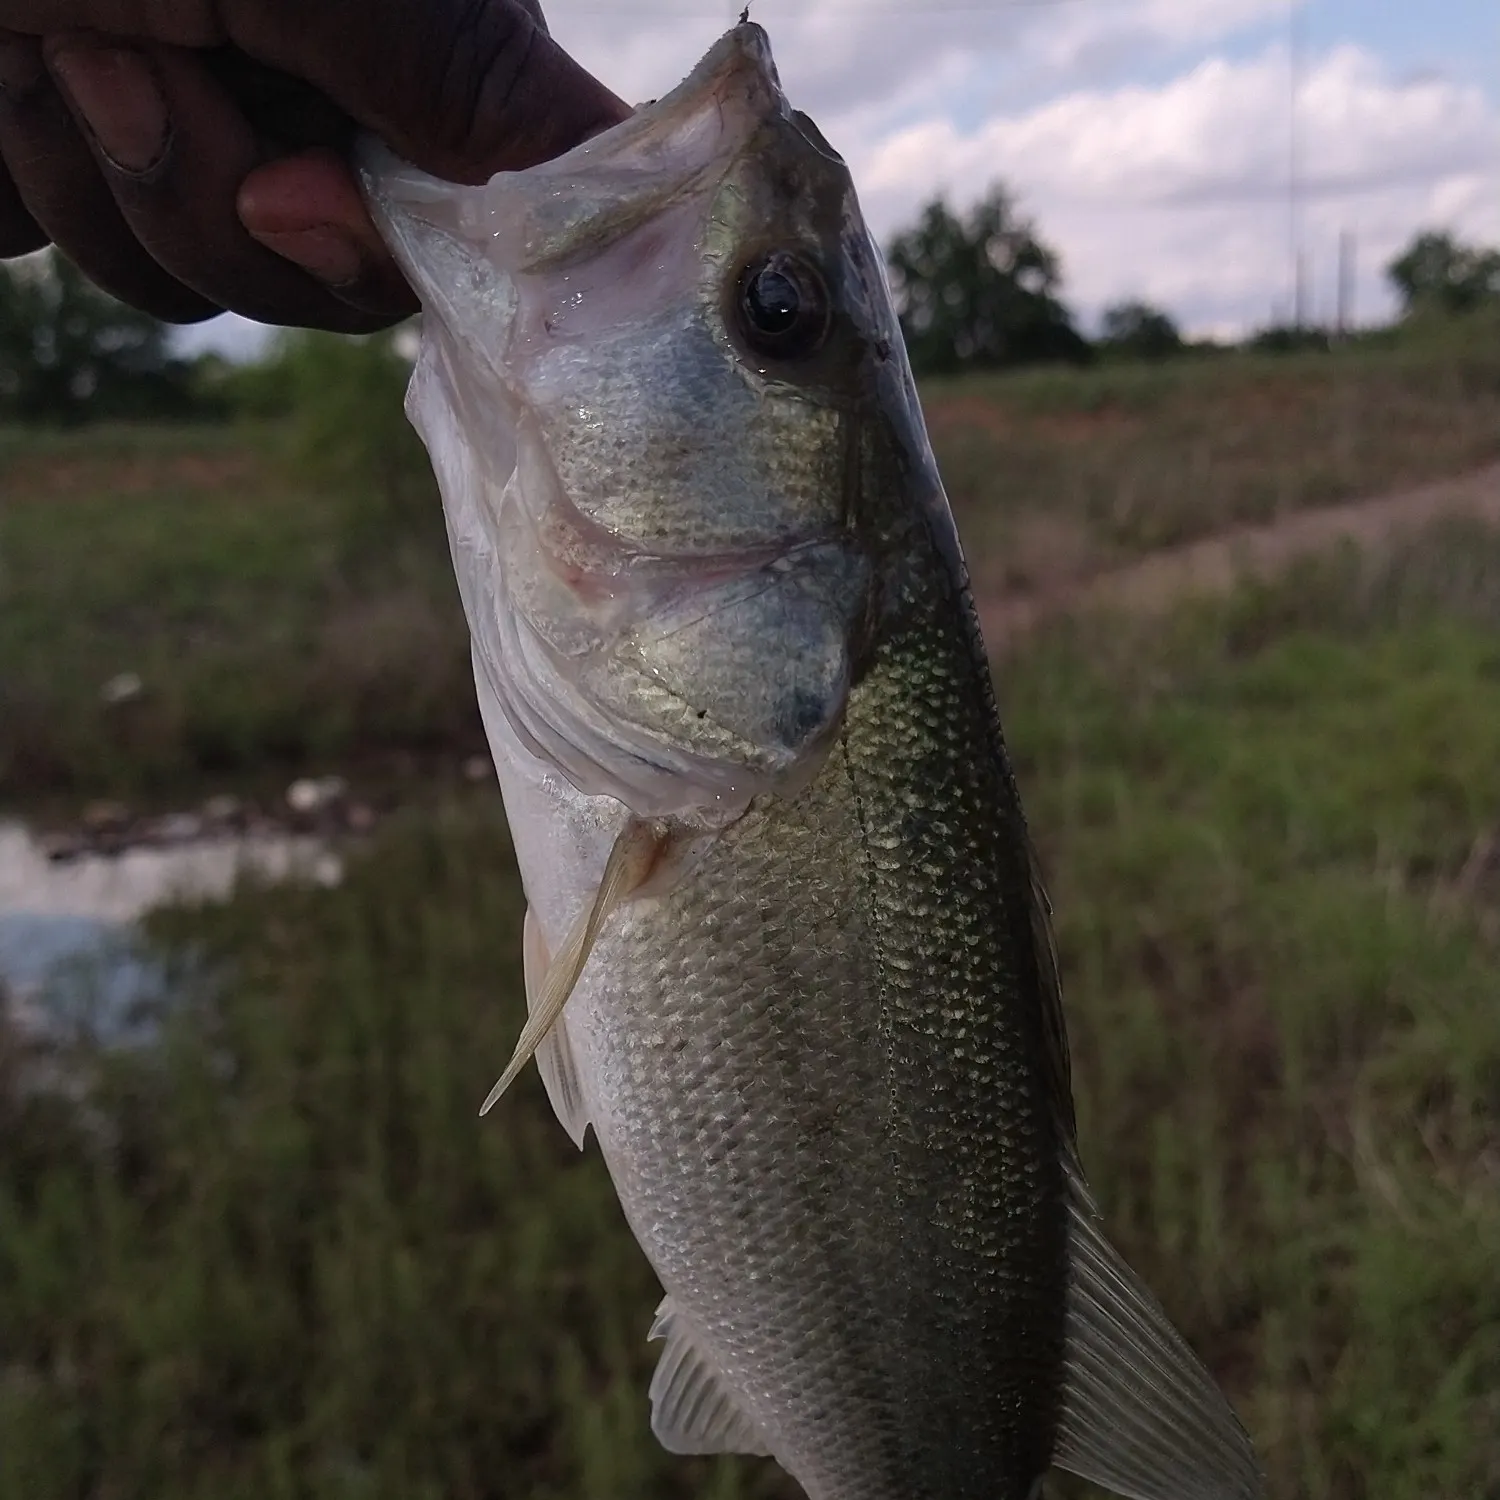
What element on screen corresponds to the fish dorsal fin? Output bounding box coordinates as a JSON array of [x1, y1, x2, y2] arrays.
[[1055, 1161, 1264, 1500], [647, 1299, 772, 1458], [481, 819, 665, 1117], [521, 908, 590, 1148]]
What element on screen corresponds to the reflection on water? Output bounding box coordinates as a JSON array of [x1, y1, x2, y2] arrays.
[[0, 911, 167, 1041], [0, 821, 341, 1037], [0, 822, 340, 924]]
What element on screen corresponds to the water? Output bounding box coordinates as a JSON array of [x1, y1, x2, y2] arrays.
[[0, 821, 341, 1040]]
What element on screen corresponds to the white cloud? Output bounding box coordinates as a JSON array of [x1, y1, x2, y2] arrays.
[[544, 0, 1292, 121], [847, 42, 1500, 333], [535, 4, 1498, 335], [858, 46, 1494, 211], [1031, 0, 1288, 75], [176, 6, 1500, 357]]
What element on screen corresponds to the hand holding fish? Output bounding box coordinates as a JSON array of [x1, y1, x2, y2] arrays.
[[0, 0, 627, 329]]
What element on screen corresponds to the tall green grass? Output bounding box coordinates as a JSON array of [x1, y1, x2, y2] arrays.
[[928, 321, 1500, 589], [7, 325, 1500, 808], [4, 520, 1497, 1498], [0, 807, 791, 1500], [0, 425, 478, 805], [1012, 523, 1500, 1499]]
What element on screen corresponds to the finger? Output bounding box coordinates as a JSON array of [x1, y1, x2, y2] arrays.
[[201, 54, 415, 313], [0, 1, 619, 180], [45, 37, 406, 331], [0, 6, 223, 46], [0, 153, 45, 258], [515, 0, 549, 32], [219, 0, 630, 184], [238, 148, 417, 320], [0, 28, 216, 319]]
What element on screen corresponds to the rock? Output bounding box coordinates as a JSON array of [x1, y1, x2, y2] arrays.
[[285, 780, 320, 815], [344, 802, 377, 834], [81, 800, 130, 835], [462, 755, 493, 784], [286, 776, 348, 816], [201, 794, 246, 829], [38, 830, 87, 863], [99, 671, 144, 706], [151, 812, 204, 846]]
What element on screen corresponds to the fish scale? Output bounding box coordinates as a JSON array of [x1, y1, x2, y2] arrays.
[[363, 19, 1264, 1500], [550, 567, 1067, 1499]]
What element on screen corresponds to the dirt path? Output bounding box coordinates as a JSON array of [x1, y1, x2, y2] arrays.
[[975, 462, 1500, 647]]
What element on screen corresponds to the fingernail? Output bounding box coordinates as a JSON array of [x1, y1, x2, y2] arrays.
[[48, 45, 169, 175], [252, 226, 363, 288]]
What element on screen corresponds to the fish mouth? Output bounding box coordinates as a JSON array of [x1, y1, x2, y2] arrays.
[[597, 23, 846, 190], [616, 23, 789, 163]]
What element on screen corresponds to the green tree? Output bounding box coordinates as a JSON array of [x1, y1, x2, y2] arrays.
[[886, 187, 1089, 376], [1099, 299, 1183, 360], [1387, 230, 1500, 317], [0, 251, 196, 424], [221, 325, 436, 547]]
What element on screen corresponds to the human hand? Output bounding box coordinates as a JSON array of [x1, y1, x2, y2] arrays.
[[0, 1, 629, 330]]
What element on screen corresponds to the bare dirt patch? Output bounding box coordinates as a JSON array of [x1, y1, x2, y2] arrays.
[[926, 394, 1138, 445], [977, 462, 1500, 647], [5, 449, 259, 501]]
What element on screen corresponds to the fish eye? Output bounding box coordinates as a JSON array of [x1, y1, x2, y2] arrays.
[[735, 251, 831, 360]]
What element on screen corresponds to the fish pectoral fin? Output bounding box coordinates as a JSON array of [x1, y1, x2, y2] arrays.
[[481, 819, 665, 1118], [1054, 1159, 1264, 1500], [522, 908, 590, 1149], [647, 1298, 772, 1458]]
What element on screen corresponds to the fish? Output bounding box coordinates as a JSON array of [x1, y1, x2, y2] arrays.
[[359, 23, 1263, 1500]]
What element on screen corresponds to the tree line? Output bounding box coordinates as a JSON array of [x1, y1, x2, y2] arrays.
[[4, 183, 1499, 426]]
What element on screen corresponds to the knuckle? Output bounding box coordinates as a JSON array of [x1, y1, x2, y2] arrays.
[[428, 0, 539, 170]]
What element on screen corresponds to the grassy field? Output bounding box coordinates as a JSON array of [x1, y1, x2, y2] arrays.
[[931, 318, 1500, 597], [0, 421, 478, 809], [4, 324, 1500, 809], [2, 330, 1498, 1497], [4, 514, 1498, 1497]]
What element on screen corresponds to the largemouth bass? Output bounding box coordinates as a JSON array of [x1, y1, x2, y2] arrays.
[[362, 23, 1261, 1500]]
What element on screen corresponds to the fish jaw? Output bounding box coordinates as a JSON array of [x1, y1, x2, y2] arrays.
[[362, 23, 891, 826]]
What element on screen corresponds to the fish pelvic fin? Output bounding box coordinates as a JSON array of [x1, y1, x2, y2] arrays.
[[647, 1298, 772, 1457], [1055, 1160, 1264, 1500], [521, 908, 590, 1148], [480, 819, 667, 1118]]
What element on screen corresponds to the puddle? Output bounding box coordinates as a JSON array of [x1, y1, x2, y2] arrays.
[[0, 822, 340, 925], [0, 821, 341, 1039]]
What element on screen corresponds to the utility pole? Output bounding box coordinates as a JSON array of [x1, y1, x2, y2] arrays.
[[1335, 229, 1356, 336], [1287, 0, 1305, 328]]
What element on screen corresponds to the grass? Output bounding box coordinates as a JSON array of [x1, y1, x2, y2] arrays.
[[0, 422, 479, 808], [0, 804, 795, 1500], [3, 518, 1498, 1498], [928, 318, 1500, 595], [5, 321, 1499, 810], [1010, 522, 1500, 1498]]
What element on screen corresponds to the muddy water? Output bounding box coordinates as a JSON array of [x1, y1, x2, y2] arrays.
[[0, 822, 341, 1037]]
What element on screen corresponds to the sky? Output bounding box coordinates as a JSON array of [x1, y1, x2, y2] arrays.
[[179, 0, 1500, 357]]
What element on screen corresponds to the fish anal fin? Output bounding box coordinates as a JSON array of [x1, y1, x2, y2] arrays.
[[523, 908, 591, 1149], [647, 1298, 772, 1458], [1055, 1162, 1264, 1500]]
